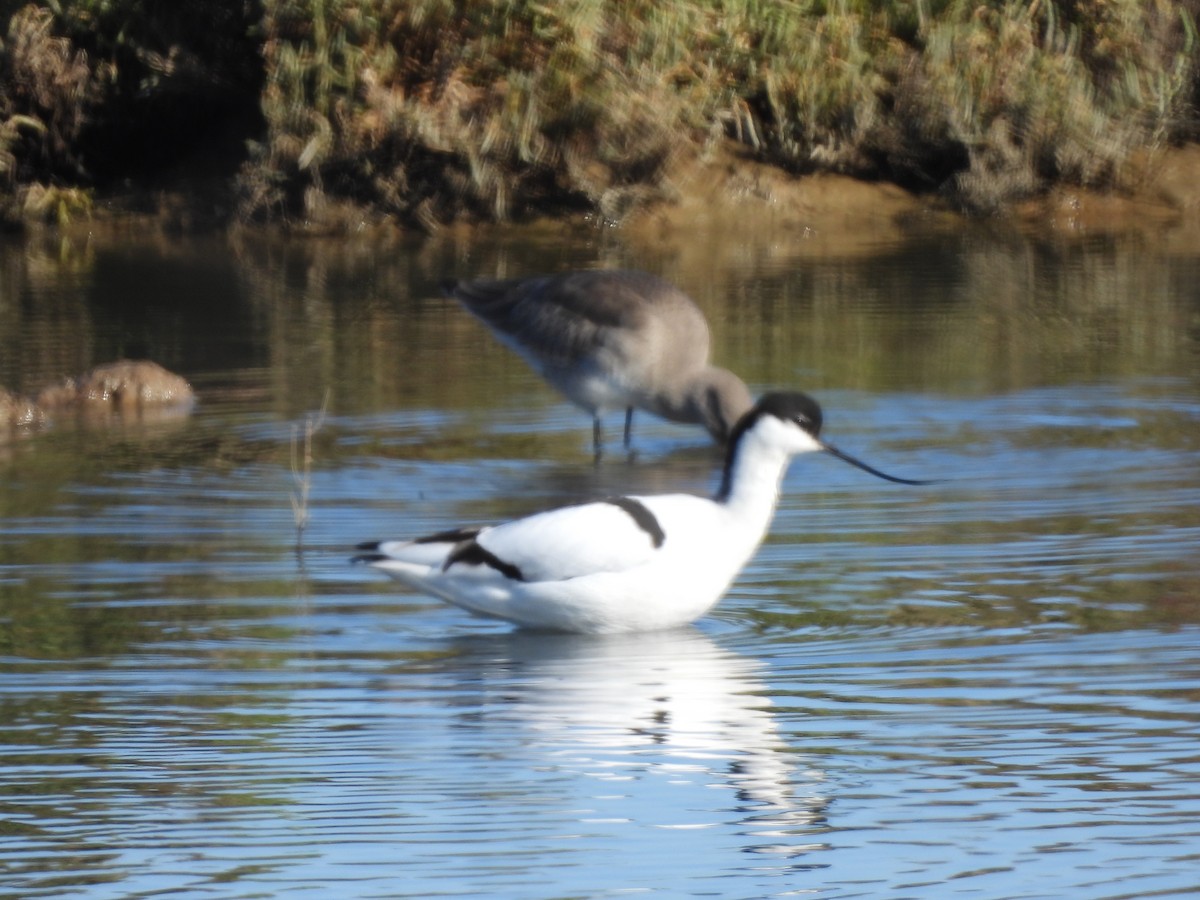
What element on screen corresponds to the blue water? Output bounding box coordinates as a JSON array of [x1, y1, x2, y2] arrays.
[[1, 225, 1199, 898]]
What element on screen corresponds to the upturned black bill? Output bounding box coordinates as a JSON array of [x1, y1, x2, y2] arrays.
[[820, 441, 934, 485]]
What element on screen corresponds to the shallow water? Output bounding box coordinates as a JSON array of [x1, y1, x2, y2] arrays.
[[1, 220, 1199, 899]]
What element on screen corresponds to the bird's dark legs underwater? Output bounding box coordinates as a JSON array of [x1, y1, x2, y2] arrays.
[[592, 409, 636, 462]]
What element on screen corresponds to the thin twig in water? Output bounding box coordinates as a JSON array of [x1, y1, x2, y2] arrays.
[[291, 390, 330, 550]]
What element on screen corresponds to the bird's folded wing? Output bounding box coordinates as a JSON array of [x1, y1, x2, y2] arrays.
[[473, 500, 663, 582]]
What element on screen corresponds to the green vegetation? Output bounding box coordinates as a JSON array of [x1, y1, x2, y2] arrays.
[[2, 0, 1198, 229]]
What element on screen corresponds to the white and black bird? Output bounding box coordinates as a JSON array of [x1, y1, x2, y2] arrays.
[[441, 270, 754, 453], [354, 392, 929, 634]]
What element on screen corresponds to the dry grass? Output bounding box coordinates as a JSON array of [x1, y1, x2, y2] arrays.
[[2, 1, 1197, 227], [236, 0, 1197, 226], [0, 4, 96, 221]]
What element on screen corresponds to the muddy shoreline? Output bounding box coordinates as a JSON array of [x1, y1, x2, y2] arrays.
[[36, 142, 1196, 257], [628, 143, 1200, 249]]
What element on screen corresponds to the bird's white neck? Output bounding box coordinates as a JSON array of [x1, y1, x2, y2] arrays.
[[715, 424, 794, 530]]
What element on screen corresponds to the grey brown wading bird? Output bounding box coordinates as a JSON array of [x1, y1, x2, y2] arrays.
[[441, 270, 754, 454]]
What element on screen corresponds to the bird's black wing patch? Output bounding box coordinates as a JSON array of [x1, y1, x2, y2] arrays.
[[353, 527, 482, 561], [444, 539, 525, 581], [414, 526, 483, 545], [603, 496, 666, 548]]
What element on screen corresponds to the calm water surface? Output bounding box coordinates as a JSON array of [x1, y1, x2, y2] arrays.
[[1, 220, 1199, 899]]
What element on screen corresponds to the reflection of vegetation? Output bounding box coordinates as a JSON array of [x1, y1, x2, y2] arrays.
[[0, 561, 303, 660], [706, 230, 1200, 394], [3, 226, 1198, 653], [1, 1, 1197, 228], [8, 220, 1194, 422], [737, 557, 1200, 633]]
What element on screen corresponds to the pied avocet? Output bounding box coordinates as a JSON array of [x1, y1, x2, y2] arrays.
[[353, 392, 928, 634]]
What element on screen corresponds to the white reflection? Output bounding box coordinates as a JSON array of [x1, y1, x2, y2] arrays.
[[443, 627, 829, 854]]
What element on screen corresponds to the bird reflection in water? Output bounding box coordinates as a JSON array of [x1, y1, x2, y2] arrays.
[[437, 627, 832, 863]]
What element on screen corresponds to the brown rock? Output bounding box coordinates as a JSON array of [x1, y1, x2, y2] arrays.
[[36, 360, 196, 414]]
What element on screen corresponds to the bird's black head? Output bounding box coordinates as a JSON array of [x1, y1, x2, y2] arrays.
[[715, 392, 825, 501], [715, 390, 931, 501], [750, 391, 824, 438]]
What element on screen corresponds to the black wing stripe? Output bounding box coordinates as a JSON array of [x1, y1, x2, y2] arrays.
[[444, 540, 525, 582], [603, 497, 666, 548], [415, 527, 483, 545]]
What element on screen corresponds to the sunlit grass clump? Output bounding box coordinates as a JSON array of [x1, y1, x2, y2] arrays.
[[238, 0, 1197, 226]]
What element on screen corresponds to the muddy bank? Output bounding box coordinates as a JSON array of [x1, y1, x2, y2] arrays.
[[29, 140, 1200, 272], [627, 143, 1200, 255]]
